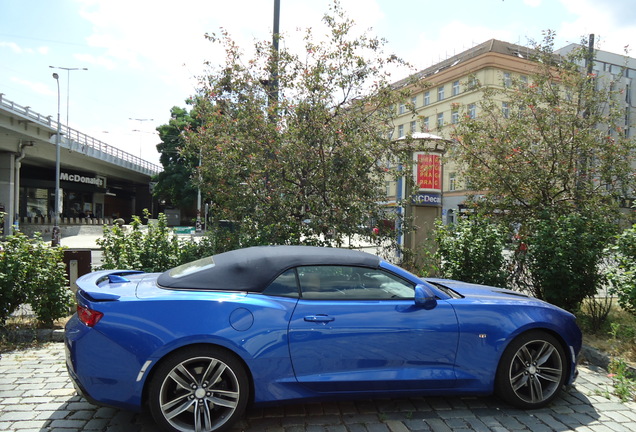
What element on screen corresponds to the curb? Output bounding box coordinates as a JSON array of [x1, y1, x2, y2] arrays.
[[580, 344, 636, 376], [3, 328, 65, 344]]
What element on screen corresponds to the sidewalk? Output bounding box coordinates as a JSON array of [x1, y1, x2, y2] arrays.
[[1, 343, 636, 431]]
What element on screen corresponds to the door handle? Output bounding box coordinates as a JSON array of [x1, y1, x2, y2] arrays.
[[304, 315, 335, 323]]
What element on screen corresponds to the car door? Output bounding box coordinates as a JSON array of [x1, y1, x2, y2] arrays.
[[288, 265, 459, 392]]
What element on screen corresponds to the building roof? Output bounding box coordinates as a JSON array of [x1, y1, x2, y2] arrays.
[[393, 39, 537, 88]]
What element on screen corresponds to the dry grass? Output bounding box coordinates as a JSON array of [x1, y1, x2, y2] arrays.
[[0, 306, 73, 353], [578, 300, 636, 366]]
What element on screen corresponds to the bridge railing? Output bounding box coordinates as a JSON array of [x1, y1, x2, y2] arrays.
[[0, 93, 162, 175]]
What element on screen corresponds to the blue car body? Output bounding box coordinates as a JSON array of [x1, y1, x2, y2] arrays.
[[65, 245, 581, 419]]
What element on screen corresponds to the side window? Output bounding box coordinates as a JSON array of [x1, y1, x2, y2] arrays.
[[297, 266, 414, 300], [262, 269, 299, 298]]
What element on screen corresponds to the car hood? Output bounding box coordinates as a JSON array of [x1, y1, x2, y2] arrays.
[[426, 278, 565, 308]]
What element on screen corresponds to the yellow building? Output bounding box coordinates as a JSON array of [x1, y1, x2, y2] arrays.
[[389, 39, 538, 251], [388, 38, 636, 253]]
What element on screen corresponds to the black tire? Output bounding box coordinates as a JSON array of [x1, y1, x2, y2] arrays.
[[495, 330, 567, 409], [148, 346, 249, 432]]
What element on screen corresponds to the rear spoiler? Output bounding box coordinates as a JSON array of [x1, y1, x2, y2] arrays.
[[76, 270, 144, 301]]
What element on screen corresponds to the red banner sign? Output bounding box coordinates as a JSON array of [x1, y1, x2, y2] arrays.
[[416, 154, 441, 191]]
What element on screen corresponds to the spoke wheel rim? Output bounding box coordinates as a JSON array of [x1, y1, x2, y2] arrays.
[[159, 356, 240, 432], [508, 339, 563, 404]]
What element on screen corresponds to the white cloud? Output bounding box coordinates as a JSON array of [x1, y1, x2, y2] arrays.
[[405, 21, 514, 72], [558, 0, 636, 53], [0, 41, 24, 54], [73, 52, 117, 70], [10, 77, 56, 97]]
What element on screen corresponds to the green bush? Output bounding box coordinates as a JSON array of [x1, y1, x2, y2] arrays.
[[98, 211, 181, 272], [97, 211, 251, 273], [525, 213, 612, 312], [434, 215, 508, 287], [607, 224, 636, 314], [0, 232, 72, 327]]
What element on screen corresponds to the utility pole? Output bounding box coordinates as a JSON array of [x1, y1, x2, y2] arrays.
[[51, 73, 62, 246], [269, 0, 280, 113]]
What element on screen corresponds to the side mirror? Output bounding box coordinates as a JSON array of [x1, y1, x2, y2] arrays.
[[415, 284, 438, 310]]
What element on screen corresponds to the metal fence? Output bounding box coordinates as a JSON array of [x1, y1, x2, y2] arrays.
[[0, 93, 162, 175]]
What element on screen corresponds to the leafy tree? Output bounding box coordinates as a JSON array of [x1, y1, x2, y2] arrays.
[[450, 32, 635, 224], [449, 32, 635, 310], [153, 106, 201, 210], [185, 1, 417, 249]]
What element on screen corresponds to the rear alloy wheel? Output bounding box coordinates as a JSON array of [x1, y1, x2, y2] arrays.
[[149, 346, 249, 432], [495, 331, 567, 409]]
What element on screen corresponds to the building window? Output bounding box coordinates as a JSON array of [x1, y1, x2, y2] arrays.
[[411, 96, 417, 108], [423, 116, 430, 131], [424, 91, 430, 106], [399, 102, 406, 114], [447, 209, 455, 225], [452, 80, 460, 96], [449, 172, 457, 191], [438, 86, 445, 101], [437, 112, 444, 128], [502, 102, 510, 118], [468, 104, 476, 119], [22, 187, 49, 219], [520, 75, 528, 86], [503, 72, 512, 88], [410, 120, 417, 133], [398, 124, 404, 137], [451, 110, 459, 124]]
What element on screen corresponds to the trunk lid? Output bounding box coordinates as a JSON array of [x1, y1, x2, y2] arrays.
[[76, 270, 147, 301]]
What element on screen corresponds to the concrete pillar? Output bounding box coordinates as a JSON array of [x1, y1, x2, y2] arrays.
[[0, 152, 15, 235]]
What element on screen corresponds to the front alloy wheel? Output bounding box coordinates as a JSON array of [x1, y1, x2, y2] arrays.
[[149, 347, 249, 432], [495, 331, 567, 409]]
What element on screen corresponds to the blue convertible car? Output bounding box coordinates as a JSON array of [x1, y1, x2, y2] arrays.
[[65, 245, 581, 432]]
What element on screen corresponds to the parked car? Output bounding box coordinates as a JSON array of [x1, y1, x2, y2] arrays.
[[65, 245, 581, 432]]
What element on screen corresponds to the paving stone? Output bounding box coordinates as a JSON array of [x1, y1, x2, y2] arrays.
[[384, 419, 410, 432], [2, 343, 636, 431]]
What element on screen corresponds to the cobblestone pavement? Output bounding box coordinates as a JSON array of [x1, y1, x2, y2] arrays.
[[2, 343, 636, 432]]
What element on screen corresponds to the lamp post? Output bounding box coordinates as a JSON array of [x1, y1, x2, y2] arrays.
[[130, 118, 154, 158], [48, 66, 88, 126], [52, 73, 62, 246], [196, 153, 202, 232]]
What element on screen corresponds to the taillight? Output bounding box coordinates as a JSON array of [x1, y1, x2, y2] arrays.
[[77, 305, 104, 327]]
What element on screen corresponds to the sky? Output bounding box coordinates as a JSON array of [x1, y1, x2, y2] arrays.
[[1, 0, 635, 166]]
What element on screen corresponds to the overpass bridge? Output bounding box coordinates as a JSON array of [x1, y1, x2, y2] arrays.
[[0, 93, 163, 236]]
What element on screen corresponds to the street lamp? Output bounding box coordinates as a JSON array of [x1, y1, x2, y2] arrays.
[[49, 66, 88, 125], [129, 118, 154, 158], [52, 73, 62, 246]]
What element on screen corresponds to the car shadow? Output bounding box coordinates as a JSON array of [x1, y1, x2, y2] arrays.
[[40, 381, 602, 432], [236, 383, 602, 431]]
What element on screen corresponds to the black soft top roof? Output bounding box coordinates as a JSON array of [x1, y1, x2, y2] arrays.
[[157, 245, 381, 292]]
